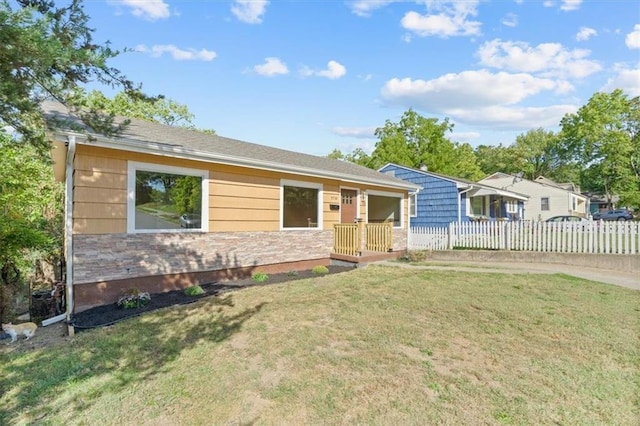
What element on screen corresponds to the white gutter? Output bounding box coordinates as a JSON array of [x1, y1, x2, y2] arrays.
[[407, 188, 420, 249], [64, 135, 76, 332], [457, 187, 473, 223]]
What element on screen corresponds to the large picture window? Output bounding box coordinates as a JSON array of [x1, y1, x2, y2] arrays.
[[128, 162, 208, 232], [281, 180, 322, 229], [367, 190, 403, 227]]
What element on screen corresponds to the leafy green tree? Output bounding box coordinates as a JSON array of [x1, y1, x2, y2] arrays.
[[0, 0, 139, 154], [0, 133, 62, 321], [560, 89, 640, 208], [474, 143, 517, 177], [511, 128, 580, 183], [326, 148, 373, 167], [81, 90, 210, 130], [363, 109, 483, 179]]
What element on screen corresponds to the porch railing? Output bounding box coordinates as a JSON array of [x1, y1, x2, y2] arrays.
[[333, 222, 394, 256], [333, 223, 361, 256], [365, 222, 393, 252]]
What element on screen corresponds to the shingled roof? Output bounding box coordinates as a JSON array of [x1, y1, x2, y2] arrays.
[[44, 101, 418, 191]]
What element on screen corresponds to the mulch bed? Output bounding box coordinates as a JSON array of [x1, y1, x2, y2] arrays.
[[71, 265, 353, 330]]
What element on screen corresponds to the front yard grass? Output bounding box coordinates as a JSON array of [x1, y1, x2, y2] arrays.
[[1, 266, 638, 425]]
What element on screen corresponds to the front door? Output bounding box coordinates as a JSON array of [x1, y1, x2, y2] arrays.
[[341, 189, 357, 223]]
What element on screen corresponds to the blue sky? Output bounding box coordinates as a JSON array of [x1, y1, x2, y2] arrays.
[[85, 0, 639, 156]]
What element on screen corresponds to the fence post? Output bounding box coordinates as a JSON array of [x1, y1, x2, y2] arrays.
[[447, 222, 454, 250], [504, 222, 510, 250]]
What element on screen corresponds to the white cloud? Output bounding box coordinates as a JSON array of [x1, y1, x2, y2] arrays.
[[626, 24, 640, 49], [135, 44, 217, 61], [401, 0, 482, 38], [108, 0, 170, 20], [576, 27, 597, 41], [380, 69, 580, 130], [381, 71, 569, 111], [253, 57, 289, 77], [560, 0, 582, 11], [450, 131, 480, 142], [301, 60, 347, 79], [348, 0, 399, 17], [501, 13, 518, 28], [231, 0, 268, 24], [543, 1, 554, 7], [477, 39, 602, 79], [332, 126, 377, 138], [601, 65, 640, 96], [448, 104, 578, 129]]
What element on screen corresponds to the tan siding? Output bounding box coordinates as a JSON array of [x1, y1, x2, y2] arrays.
[[74, 203, 126, 219], [211, 196, 279, 210], [210, 208, 279, 221], [209, 170, 281, 231], [73, 219, 126, 234], [71, 144, 411, 235], [74, 170, 126, 189], [211, 182, 279, 198], [73, 147, 128, 234], [75, 155, 127, 174], [75, 187, 127, 204]]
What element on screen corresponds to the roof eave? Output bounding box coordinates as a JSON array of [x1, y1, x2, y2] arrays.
[[53, 131, 420, 192]]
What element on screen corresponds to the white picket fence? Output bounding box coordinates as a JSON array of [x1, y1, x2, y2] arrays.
[[409, 221, 640, 255]]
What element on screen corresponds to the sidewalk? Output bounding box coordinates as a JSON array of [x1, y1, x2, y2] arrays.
[[374, 260, 640, 291]]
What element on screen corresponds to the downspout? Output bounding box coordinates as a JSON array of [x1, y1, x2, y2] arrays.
[[407, 189, 420, 250], [65, 135, 76, 335], [458, 187, 473, 223]]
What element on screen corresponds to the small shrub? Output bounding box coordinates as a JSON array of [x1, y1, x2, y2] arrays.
[[252, 272, 269, 283], [117, 289, 151, 309], [184, 285, 204, 296], [311, 265, 329, 275], [287, 270, 299, 277]]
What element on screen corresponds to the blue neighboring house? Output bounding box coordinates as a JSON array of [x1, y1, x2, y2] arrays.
[[379, 163, 528, 228]]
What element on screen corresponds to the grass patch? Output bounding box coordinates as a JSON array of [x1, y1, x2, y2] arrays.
[[1, 266, 638, 424]]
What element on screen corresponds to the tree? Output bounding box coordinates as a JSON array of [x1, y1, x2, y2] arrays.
[[363, 109, 483, 179], [0, 0, 140, 154], [0, 132, 62, 321], [511, 128, 580, 183], [326, 148, 373, 167], [474, 143, 517, 177], [81, 90, 194, 128], [560, 89, 640, 208]]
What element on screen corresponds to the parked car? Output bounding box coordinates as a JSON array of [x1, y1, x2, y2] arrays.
[[545, 215, 590, 224], [179, 213, 201, 228], [592, 209, 633, 221]]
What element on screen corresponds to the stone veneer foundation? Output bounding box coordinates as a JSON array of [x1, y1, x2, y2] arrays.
[[71, 228, 408, 311]]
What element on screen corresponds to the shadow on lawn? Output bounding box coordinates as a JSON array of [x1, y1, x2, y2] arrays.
[[0, 294, 265, 423]]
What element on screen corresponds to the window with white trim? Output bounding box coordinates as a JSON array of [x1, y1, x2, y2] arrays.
[[506, 200, 518, 213], [127, 162, 208, 233], [281, 180, 322, 229], [541, 197, 550, 211], [409, 193, 417, 217], [470, 197, 485, 216], [367, 190, 403, 227]]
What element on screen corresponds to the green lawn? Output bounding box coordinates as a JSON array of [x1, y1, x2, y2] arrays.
[[1, 266, 638, 425]]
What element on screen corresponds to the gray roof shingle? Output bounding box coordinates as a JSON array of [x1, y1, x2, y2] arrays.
[[43, 101, 418, 191]]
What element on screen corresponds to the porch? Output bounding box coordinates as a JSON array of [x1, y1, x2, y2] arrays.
[[331, 222, 404, 265]]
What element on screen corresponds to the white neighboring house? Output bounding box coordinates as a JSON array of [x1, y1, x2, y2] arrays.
[[479, 173, 589, 221]]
